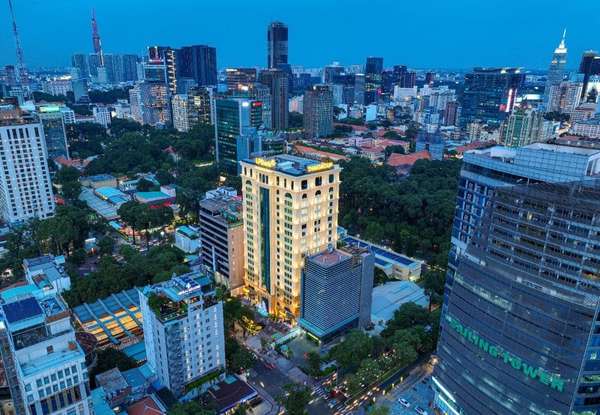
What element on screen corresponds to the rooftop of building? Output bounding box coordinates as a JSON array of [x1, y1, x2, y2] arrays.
[[84, 174, 117, 182], [176, 225, 200, 239], [96, 368, 129, 393], [127, 396, 166, 415], [0, 288, 68, 333], [371, 281, 428, 329], [72, 288, 142, 347], [468, 142, 600, 159], [199, 189, 242, 224], [91, 388, 117, 415], [308, 247, 352, 268], [342, 236, 421, 269], [242, 154, 339, 176], [387, 150, 431, 168], [141, 271, 216, 322], [207, 375, 258, 414], [293, 144, 349, 162]]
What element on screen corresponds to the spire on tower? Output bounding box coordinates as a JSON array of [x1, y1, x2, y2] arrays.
[[554, 28, 567, 54]]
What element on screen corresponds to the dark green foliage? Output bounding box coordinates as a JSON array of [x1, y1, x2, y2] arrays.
[[168, 401, 215, 415], [88, 88, 131, 104], [225, 336, 256, 373], [339, 157, 460, 267], [90, 348, 137, 387], [277, 384, 311, 415], [62, 246, 188, 307]]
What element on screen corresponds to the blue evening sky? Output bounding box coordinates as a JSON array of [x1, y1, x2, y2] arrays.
[[1, 0, 599, 70]]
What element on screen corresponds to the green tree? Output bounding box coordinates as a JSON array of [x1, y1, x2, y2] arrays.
[[277, 384, 311, 415], [329, 330, 373, 372], [97, 236, 115, 256], [168, 401, 215, 415], [90, 348, 137, 385], [367, 406, 391, 415], [305, 351, 321, 377]]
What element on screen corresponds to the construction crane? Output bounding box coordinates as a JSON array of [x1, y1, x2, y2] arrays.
[[7, 0, 28, 87]]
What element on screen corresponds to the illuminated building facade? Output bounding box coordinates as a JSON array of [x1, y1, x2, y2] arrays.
[[240, 155, 340, 320]]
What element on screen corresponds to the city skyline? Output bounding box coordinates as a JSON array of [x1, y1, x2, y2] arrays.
[[1, 0, 599, 70]]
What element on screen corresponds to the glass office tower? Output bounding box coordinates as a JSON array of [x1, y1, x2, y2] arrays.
[[435, 179, 600, 415]]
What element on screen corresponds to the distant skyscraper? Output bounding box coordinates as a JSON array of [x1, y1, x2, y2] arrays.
[[501, 108, 544, 147], [172, 94, 189, 132], [225, 68, 257, 91], [71, 54, 90, 80], [267, 22, 288, 69], [460, 67, 524, 126], [303, 85, 333, 139], [299, 245, 374, 341], [187, 86, 214, 126], [578, 51, 600, 101], [543, 30, 568, 108], [0, 104, 55, 223], [365, 57, 383, 104], [177, 45, 218, 87], [240, 155, 341, 319], [140, 272, 226, 397], [148, 46, 177, 94], [259, 69, 289, 130], [91, 9, 104, 67], [215, 98, 263, 173]]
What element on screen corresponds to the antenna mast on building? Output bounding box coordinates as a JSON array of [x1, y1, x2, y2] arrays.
[[7, 0, 28, 87]]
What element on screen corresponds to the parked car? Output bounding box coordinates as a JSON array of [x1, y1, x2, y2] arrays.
[[398, 398, 411, 408], [415, 407, 428, 415]]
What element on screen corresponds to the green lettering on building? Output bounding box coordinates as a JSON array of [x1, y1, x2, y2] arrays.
[[446, 315, 565, 393]]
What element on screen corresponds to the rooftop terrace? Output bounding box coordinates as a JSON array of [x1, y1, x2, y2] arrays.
[[243, 154, 338, 176]]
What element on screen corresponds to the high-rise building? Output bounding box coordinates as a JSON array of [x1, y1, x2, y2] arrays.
[[323, 64, 345, 84], [365, 57, 383, 104], [130, 81, 171, 127], [37, 105, 69, 160], [225, 68, 257, 91], [447, 143, 600, 267], [460, 67, 525, 126], [112, 54, 139, 83], [177, 45, 218, 87], [188, 86, 214, 126], [303, 85, 333, 138], [172, 94, 190, 132], [500, 108, 544, 147], [0, 104, 55, 223], [0, 284, 92, 415], [215, 98, 263, 173], [543, 30, 568, 108], [548, 80, 583, 114], [140, 271, 226, 397], [240, 155, 341, 320], [199, 187, 244, 291], [71, 54, 90, 80], [267, 21, 288, 69], [148, 46, 177, 94], [444, 101, 461, 126], [578, 51, 600, 101], [299, 245, 374, 342], [259, 69, 289, 130], [435, 178, 600, 415]]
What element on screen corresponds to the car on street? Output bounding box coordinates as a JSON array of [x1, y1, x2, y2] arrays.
[[415, 407, 428, 415], [398, 398, 410, 408]]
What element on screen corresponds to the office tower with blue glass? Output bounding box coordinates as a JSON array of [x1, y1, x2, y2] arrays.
[[434, 143, 600, 414], [299, 245, 374, 342]]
